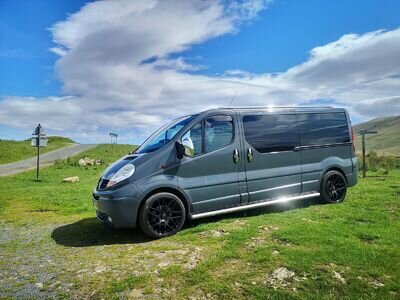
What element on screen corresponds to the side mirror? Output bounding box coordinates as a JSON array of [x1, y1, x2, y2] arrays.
[[182, 137, 195, 158], [175, 141, 185, 159]]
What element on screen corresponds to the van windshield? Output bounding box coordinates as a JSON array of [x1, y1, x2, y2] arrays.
[[135, 115, 197, 154]]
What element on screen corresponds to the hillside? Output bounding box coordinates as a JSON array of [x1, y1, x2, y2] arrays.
[[353, 115, 400, 156], [0, 136, 75, 165]]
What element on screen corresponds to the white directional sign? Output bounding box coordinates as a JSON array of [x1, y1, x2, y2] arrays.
[[31, 137, 48, 147], [31, 123, 48, 148]]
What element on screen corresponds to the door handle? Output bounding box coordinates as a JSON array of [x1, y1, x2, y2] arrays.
[[247, 148, 253, 162], [233, 149, 240, 163]]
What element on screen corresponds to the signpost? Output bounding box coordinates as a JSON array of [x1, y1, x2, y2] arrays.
[[109, 132, 118, 144], [32, 124, 48, 181], [359, 129, 378, 178]]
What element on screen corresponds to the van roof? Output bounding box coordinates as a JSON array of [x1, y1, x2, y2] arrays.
[[212, 106, 346, 113], [218, 106, 333, 109]]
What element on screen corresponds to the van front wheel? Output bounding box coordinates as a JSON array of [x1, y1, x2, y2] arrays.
[[139, 192, 186, 238], [320, 170, 347, 204]]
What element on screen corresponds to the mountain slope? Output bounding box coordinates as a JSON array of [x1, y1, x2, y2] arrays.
[[353, 115, 400, 155]]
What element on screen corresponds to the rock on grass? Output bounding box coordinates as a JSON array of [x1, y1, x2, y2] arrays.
[[61, 176, 80, 183]]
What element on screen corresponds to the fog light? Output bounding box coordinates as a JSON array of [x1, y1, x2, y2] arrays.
[[107, 216, 112, 223]]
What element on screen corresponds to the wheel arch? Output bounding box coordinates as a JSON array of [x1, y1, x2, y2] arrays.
[[323, 166, 347, 184], [136, 187, 190, 226], [320, 166, 348, 204]]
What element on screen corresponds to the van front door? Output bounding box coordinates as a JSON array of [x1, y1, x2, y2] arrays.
[[176, 113, 243, 214], [240, 112, 302, 203]]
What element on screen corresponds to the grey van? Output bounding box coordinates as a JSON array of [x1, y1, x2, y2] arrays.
[[93, 107, 358, 238]]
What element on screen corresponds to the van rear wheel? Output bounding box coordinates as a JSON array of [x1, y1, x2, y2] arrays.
[[139, 192, 186, 238], [320, 170, 347, 204]]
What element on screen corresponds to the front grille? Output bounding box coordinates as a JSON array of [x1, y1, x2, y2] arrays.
[[96, 210, 108, 223], [98, 179, 109, 189]]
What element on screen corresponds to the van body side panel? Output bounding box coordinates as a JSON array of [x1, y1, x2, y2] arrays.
[[245, 159, 302, 201], [301, 145, 353, 193], [297, 111, 354, 193], [175, 112, 242, 213], [176, 148, 241, 213], [239, 111, 302, 203]]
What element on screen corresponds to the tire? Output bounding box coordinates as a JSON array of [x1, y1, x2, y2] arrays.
[[138, 192, 186, 238], [320, 170, 347, 204]]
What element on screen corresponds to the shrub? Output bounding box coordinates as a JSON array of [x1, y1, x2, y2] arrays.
[[358, 151, 400, 174]]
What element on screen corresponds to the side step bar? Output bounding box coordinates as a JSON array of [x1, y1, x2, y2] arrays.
[[190, 192, 320, 220]]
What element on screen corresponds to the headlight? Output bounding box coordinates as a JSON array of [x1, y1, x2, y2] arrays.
[[106, 163, 135, 188]]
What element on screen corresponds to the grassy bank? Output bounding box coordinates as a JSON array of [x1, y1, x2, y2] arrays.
[[357, 151, 400, 174], [0, 136, 75, 165], [0, 145, 399, 299]]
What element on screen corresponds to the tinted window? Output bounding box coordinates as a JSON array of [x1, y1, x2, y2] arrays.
[[297, 113, 350, 146], [243, 114, 299, 153], [205, 115, 234, 152], [181, 115, 234, 157], [181, 122, 202, 156]]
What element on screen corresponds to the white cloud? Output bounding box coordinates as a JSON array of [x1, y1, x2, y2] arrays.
[[1, 0, 400, 143]]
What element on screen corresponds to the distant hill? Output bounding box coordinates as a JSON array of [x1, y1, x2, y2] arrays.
[[22, 136, 75, 144], [0, 136, 75, 165], [353, 115, 400, 156]]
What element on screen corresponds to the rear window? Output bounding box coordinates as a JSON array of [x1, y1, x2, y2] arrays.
[[243, 114, 299, 153], [297, 113, 350, 146]]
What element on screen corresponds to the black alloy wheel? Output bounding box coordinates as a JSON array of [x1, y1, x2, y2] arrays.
[[320, 170, 347, 204], [139, 192, 186, 238]]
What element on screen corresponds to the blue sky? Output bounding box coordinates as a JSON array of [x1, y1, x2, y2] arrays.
[[0, 0, 89, 97], [190, 0, 400, 74], [1, 0, 400, 143]]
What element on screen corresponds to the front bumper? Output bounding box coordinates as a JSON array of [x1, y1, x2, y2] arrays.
[[92, 182, 143, 228]]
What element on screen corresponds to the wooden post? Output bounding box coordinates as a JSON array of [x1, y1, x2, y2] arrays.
[[361, 131, 366, 178], [32, 123, 47, 182], [36, 138, 40, 181]]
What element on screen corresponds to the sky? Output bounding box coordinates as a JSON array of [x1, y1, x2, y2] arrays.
[[0, 0, 400, 144]]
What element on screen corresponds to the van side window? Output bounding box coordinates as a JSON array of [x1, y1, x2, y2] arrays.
[[181, 122, 202, 156], [243, 114, 299, 153], [205, 115, 234, 152], [297, 113, 350, 146]]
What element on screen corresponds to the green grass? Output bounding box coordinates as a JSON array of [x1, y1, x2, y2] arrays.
[[0, 145, 399, 299], [0, 144, 134, 216], [353, 115, 400, 155], [0, 136, 75, 165]]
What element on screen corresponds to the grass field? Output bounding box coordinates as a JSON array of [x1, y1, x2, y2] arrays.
[[0, 145, 399, 299], [0, 136, 75, 165]]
